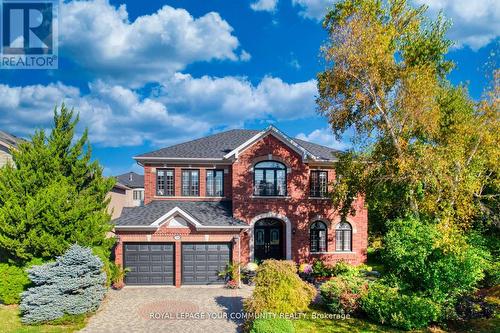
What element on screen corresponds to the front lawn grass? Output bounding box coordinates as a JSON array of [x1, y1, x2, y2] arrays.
[[0, 305, 87, 333]]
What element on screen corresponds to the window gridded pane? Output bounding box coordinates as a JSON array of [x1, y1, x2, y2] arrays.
[[335, 222, 352, 251], [182, 170, 199, 196], [207, 170, 224, 197], [310, 170, 328, 197], [253, 161, 287, 196], [133, 190, 144, 201], [157, 170, 165, 196], [254, 169, 265, 195], [157, 169, 174, 196], [276, 170, 286, 196], [165, 170, 174, 196], [310, 221, 327, 253]]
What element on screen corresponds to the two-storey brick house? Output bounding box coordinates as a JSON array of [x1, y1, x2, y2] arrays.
[[113, 126, 367, 287]]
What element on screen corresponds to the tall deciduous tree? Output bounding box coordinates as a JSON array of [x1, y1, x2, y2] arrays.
[[317, 0, 499, 231], [0, 105, 115, 263]]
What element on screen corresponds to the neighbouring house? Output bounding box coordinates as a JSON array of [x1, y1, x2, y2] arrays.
[[107, 172, 145, 219], [113, 126, 367, 287], [0, 130, 23, 168]]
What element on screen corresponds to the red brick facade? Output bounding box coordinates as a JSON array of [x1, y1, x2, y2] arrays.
[[231, 135, 367, 265], [114, 133, 368, 286]]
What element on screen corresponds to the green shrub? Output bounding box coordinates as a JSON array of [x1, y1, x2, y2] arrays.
[[383, 217, 486, 301], [0, 263, 29, 304], [312, 260, 334, 278], [0, 259, 44, 305], [250, 317, 295, 333], [244, 260, 316, 315], [361, 283, 441, 330], [331, 260, 362, 277], [320, 275, 367, 314], [482, 260, 500, 287]]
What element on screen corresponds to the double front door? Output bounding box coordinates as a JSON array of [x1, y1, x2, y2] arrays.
[[254, 219, 284, 261]]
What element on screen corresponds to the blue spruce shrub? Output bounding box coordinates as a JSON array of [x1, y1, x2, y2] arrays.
[[20, 244, 106, 324]]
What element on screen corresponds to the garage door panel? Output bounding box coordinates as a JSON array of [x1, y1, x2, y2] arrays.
[[182, 243, 231, 285], [124, 243, 174, 285]]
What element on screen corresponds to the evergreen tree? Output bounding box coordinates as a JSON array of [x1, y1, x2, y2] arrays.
[[0, 105, 115, 263]]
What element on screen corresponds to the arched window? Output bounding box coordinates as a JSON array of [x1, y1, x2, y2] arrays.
[[335, 222, 352, 251], [253, 161, 287, 196], [310, 221, 327, 253]]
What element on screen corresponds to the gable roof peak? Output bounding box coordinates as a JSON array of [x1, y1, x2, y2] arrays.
[[223, 124, 317, 160]]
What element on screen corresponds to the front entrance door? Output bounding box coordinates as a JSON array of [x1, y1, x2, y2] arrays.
[[254, 219, 284, 261]]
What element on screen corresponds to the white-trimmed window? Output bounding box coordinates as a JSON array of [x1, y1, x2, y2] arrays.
[[133, 190, 144, 201], [335, 222, 352, 251]]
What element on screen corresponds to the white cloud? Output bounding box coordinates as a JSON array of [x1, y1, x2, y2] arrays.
[[0, 82, 209, 148], [296, 127, 349, 150], [251, 0, 279, 12], [0, 75, 317, 148], [291, 0, 335, 20], [59, 0, 244, 86], [413, 0, 500, 50], [291, 0, 499, 50], [240, 50, 252, 62], [158, 73, 317, 124]]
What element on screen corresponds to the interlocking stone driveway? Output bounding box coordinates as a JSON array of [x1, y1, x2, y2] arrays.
[[80, 286, 254, 333]]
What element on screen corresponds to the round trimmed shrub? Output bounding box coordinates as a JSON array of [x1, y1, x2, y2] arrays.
[[320, 275, 367, 315], [250, 317, 295, 333], [244, 260, 316, 315], [361, 283, 441, 330], [20, 244, 106, 324]]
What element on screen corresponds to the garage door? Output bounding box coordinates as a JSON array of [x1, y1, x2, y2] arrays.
[[124, 243, 174, 285], [182, 243, 231, 285]]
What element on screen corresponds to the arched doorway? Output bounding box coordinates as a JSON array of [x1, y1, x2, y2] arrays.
[[254, 218, 284, 261]]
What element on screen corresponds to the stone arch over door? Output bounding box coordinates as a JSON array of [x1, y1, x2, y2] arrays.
[[249, 212, 292, 261]]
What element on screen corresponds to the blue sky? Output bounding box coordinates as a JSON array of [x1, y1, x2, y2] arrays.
[[0, 0, 498, 176]]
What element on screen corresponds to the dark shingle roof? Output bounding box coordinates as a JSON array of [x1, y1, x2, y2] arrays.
[[0, 130, 23, 149], [136, 128, 339, 160], [294, 138, 338, 160], [113, 200, 246, 227], [116, 172, 144, 188], [137, 129, 259, 159]]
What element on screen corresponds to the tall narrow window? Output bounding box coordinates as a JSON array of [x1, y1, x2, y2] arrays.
[[335, 222, 352, 251], [206, 170, 224, 197], [157, 169, 174, 196], [310, 221, 327, 252], [310, 170, 328, 197], [182, 169, 199, 196], [253, 161, 287, 196]]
